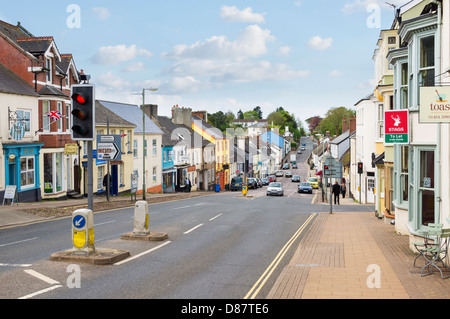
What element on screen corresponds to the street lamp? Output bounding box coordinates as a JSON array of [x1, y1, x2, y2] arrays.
[[140, 88, 158, 200]]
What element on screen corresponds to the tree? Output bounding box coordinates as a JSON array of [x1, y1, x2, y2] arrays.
[[207, 111, 235, 132], [305, 116, 323, 133], [316, 107, 354, 136], [237, 109, 244, 119]]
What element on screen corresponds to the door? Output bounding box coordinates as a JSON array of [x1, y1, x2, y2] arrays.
[[66, 157, 72, 191], [367, 178, 375, 203], [111, 165, 119, 196]]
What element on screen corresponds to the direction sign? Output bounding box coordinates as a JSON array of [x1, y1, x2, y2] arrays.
[[96, 135, 121, 161], [73, 215, 86, 229]]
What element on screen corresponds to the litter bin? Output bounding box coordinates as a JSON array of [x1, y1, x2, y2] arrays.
[[215, 184, 220, 192]]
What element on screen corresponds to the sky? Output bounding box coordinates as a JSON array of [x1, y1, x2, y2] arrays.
[[1, 0, 408, 127]]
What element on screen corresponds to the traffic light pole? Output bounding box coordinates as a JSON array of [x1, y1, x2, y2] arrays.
[[87, 140, 94, 211]]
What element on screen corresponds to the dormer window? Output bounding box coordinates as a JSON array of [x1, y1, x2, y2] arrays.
[[46, 58, 52, 82]]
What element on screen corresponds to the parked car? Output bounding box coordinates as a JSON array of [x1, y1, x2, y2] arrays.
[[230, 177, 243, 191], [298, 182, 313, 194], [247, 178, 258, 189], [256, 178, 262, 188], [266, 182, 284, 196], [282, 163, 289, 170], [301, 146, 306, 151], [292, 163, 298, 169], [291, 175, 300, 182], [285, 171, 293, 178], [275, 170, 284, 177], [261, 177, 270, 185], [307, 177, 319, 189], [297, 149, 302, 154]]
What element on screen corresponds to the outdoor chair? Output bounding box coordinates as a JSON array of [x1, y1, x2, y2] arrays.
[[419, 228, 450, 279], [413, 223, 443, 268]]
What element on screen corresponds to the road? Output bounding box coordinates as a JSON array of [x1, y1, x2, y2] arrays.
[[0, 137, 337, 300]]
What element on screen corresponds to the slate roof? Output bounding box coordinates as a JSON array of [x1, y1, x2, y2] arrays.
[[97, 100, 163, 135], [95, 101, 136, 128], [157, 115, 211, 148], [38, 85, 68, 98], [0, 62, 38, 97]]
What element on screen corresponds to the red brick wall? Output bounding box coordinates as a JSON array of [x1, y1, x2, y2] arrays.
[[0, 35, 34, 83]]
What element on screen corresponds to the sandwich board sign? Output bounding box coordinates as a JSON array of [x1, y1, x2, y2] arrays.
[[3, 185, 17, 206], [384, 110, 409, 144]]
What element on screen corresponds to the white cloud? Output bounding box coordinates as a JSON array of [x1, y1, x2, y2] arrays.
[[121, 62, 146, 72], [329, 70, 342, 77], [294, 1, 302, 7], [278, 46, 291, 56], [92, 44, 153, 65], [162, 25, 274, 61], [307, 36, 333, 50], [220, 5, 266, 24], [92, 7, 110, 20]]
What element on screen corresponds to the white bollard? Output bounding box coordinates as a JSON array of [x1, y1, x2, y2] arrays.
[[133, 201, 150, 235], [72, 209, 95, 255]]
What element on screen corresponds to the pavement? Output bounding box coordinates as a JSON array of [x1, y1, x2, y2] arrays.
[[1, 191, 449, 299]]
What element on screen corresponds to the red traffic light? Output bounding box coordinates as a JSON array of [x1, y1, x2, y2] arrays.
[[324, 165, 329, 170], [72, 93, 87, 104]]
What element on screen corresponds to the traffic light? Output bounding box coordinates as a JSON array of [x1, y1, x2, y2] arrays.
[[71, 84, 95, 141], [358, 162, 363, 174]]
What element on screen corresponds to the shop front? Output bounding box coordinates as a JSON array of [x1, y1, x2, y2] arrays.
[[2, 142, 43, 202]]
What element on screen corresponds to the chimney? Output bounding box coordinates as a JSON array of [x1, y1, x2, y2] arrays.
[[172, 105, 192, 127], [192, 110, 208, 122], [349, 116, 356, 134], [342, 118, 348, 133], [142, 104, 158, 120]]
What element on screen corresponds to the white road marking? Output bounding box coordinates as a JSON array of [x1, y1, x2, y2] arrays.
[[18, 285, 63, 299], [0, 263, 32, 267], [209, 214, 222, 221], [94, 220, 116, 226], [171, 205, 191, 210], [24, 269, 60, 285], [114, 241, 172, 266], [184, 224, 204, 234], [0, 237, 38, 248]]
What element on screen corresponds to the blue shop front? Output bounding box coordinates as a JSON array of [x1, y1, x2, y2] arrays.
[[2, 142, 44, 203]]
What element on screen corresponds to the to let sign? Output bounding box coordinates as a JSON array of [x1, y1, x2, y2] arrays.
[[385, 110, 409, 144]]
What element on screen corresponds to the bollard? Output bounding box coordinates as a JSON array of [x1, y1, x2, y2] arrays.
[[133, 201, 150, 236], [72, 209, 95, 255]]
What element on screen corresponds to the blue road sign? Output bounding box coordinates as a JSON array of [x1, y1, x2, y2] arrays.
[[73, 215, 86, 229]]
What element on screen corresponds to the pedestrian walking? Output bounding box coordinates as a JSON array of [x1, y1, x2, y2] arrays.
[[188, 178, 192, 192], [332, 181, 341, 205], [103, 173, 112, 195], [341, 183, 346, 198]]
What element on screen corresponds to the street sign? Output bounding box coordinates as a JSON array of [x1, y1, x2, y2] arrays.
[[385, 110, 409, 144], [73, 215, 86, 229], [323, 157, 343, 178], [96, 135, 121, 161]]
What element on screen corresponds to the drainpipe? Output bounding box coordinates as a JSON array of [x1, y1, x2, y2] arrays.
[[434, 0, 442, 220]]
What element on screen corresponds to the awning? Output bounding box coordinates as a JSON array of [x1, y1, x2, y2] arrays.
[[315, 170, 323, 176]]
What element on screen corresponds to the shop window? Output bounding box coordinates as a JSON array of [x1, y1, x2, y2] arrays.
[[20, 156, 35, 189]]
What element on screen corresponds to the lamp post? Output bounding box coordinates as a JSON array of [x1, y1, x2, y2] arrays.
[[140, 88, 158, 200]]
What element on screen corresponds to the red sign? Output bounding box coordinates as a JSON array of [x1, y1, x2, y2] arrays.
[[384, 110, 409, 144]]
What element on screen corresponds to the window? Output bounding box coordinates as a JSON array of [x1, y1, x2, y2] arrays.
[[97, 166, 104, 191], [419, 150, 435, 226], [16, 110, 31, 133], [152, 139, 157, 156], [46, 58, 52, 82], [20, 156, 35, 189], [127, 130, 131, 152], [144, 140, 148, 157], [418, 36, 435, 88], [133, 140, 138, 158], [42, 101, 50, 132], [388, 36, 396, 44], [152, 166, 157, 184], [43, 152, 64, 194], [65, 104, 71, 132], [400, 63, 408, 109], [57, 102, 63, 132], [400, 146, 409, 204], [120, 165, 124, 185], [120, 130, 125, 153]]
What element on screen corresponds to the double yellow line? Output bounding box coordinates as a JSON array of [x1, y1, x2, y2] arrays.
[[244, 213, 317, 299]]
